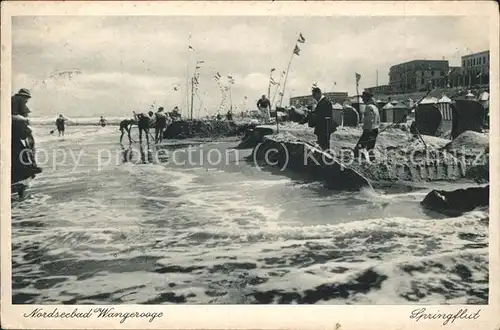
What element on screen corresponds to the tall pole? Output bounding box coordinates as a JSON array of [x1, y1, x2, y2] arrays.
[[271, 72, 284, 106], [267, 69, 273, 99], [186, 34, 191, 118], [190, 76, 194, 120], [229, 84, 233, 112], [376, 69, 379, 87], [279, 48, 296, 108]]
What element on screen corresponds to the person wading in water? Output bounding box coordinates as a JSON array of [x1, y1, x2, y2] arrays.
[[134, 111, 152, 145], [154, 107, 168, 144], [99, 116, 107, 127], [119, 117, 135, 144], [55, 114, 67, 137], [353, 90, 380, 161]]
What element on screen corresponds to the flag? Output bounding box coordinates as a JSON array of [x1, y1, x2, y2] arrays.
[[355, 73, 361, 84], [173, 86, 179, 91], [281, 70, 286, 76], [476, 72, 482, 78], [188, 45, 194, 51], [271, 68, 276, 73], [197, 60, 204, 64], [228, 75, 235, 84], [270, 77, 277, 85], [297, 33, 306, 43], [334, 82, 337, 85], [293, 45, 301, 56]]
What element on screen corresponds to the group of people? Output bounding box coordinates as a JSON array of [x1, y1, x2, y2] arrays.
[[11, 88, 42, 190], [307, 87, 381, 160], [119, 107, 172, 145]]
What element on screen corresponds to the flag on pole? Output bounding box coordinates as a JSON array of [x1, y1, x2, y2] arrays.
[[188, 45, 194, 51], [355, 73, 361, 85], [174, 86, 179, 91], [197, 60, 204, 64], [281, 70, 286, 76], [293, 45, 301, 56], [270, 77, 277, 85], [271, 68, 276, 73], [297, 33, 306, 43], [228, 75, 235, 84]]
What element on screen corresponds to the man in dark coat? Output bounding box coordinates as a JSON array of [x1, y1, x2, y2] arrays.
[[11, 88, 42, 186], [310, 87, 337, 150]]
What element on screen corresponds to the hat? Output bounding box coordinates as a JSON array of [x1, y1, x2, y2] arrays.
[[158, 107, 164, 111], [311, 87, 322, 94], [17, 88, 31, 98], [362, 90, 374, 98]]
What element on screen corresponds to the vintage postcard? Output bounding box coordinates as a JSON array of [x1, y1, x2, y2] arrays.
[[1, 1, 499, 329]]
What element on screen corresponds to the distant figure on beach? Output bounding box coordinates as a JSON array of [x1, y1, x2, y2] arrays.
[[170, 106, 182, 121], [353, 90, 380, 160], [257, 95, 271, 123], [216, 112, 222, 120], [55, 114, 67, 137], [154, 107, 168, 144], [226, 110, 233, 121], [99, 116, 106, 127], [134, 111, 151, 145], [310, 87, 336, 150], [119, 117, 134, 144]]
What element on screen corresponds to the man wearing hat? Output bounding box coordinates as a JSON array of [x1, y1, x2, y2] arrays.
[[310, 87, 337, 150], [12, 88, 32, 116], [353, 90, 380, 160]]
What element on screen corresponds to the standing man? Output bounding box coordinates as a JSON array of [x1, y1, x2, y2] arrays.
[[154, 107, 168, 144], [55, 114, 67, 137], [134, 111, 151, 145], [257, 94, 271, 124], [310, 87, 337, 150], [353, 90, 380, 160]]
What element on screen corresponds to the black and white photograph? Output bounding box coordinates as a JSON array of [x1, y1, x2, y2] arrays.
[[1, 1, 499, 328]]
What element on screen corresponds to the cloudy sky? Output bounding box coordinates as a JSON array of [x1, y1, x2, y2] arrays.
[[12, 15, 488, 118]]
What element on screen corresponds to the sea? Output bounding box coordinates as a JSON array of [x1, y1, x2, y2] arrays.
[[11, 118, 489, 304]]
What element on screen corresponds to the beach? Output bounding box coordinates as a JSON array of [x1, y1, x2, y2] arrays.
[[11, 123, 489, 304]]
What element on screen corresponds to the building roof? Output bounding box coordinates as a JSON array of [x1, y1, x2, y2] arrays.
[[382, 103, 394, 109], [438, 95, 452, 103], [420, 96, 438, 104]]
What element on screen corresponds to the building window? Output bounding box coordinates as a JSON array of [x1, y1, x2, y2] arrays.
[[483, 57, 486, 64], [421, 78, 424, 85], [431, 70, 434, 76], [462, 60, 465, 66], [441, 71, 444, 76]]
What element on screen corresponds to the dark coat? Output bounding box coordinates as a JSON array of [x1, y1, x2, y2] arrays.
[[310, 97, 336, 135]]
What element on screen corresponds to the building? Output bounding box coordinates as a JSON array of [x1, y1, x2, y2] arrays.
[[364, 84, 391, 96], [447, 66, 462, 88], [289, 91, 348, 108], [389, 60, 449, 93], [461, 50, 489, 86]]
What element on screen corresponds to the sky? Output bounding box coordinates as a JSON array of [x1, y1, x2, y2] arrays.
[[12, 15, 489, 118]]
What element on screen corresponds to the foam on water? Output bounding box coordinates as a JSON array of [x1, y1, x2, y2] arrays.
[[11, 125, 489, 304]]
